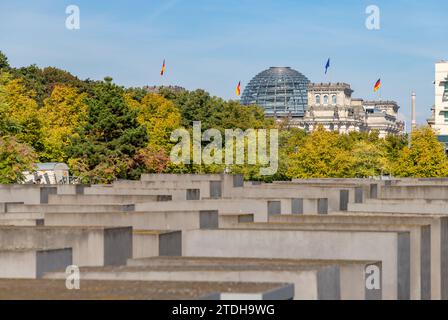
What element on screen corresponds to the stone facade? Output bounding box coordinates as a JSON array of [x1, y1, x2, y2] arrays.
[[287, 83, 404, 137], [428, 61, 448, 149]]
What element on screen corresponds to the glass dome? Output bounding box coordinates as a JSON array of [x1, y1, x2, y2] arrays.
[[241, 67, 310, 117]]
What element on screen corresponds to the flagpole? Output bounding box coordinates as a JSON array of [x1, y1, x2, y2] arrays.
[[379, 80, 382, 101], [160, 59, 167, 89]]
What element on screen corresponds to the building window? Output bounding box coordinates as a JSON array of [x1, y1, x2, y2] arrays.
[[316, 95, 321, 105], [332, 95, 337, 105], [323, 95, 329, 105]]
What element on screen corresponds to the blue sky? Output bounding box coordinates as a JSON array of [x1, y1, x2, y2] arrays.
[[1, 0, 448, 126]]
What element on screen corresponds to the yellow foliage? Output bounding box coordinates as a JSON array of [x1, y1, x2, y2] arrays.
[[0, 73, 41, 148], [40, 85, 87, 162], [125, 93, 181, 150]]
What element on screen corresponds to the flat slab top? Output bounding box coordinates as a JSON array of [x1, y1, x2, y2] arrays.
[[44, 210, 206, 215], [0, 279, 282, 300], [234, 222, 425, 230], [215, 227, 408, 234], [124, 257, 376, 270], [0, 226, 130, 231], [0, 247, 70, 253], [133, 230, 180, 235], [272, 213, 446, 219]]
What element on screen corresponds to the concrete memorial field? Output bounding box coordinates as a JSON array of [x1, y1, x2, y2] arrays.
[[1, 174, 448, 300]]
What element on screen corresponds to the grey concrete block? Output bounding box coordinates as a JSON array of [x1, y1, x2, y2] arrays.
[[238, 214, 254, 223], [233, 175, 244, 187], [209, 181, 222, 199], [355, 187, 363, 204], [291, 198, 304, 215], [397, 232, 411, 300], [40, 187, 57, 204], [159, 231, 182, 256], [339, 190, 349, 211], [441, 218, 448, 300], [186, 189, 200, 200], [103, 227, 133, 266], [156, 195, 172, 201], [268, 201, 281, 216], [200, 210, 219, 229], [36, 248, 72, 278], [317, 266, 341, 300], [421, 225, 431, 300], [370, 184, 378, 199], [317, 199, 328, 215]]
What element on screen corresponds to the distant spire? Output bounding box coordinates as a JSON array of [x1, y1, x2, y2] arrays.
[[411, 92, 416, 131]]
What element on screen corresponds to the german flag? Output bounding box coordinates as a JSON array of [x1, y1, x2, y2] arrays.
[[236, 81, 241, 96], [374, 78, 381, 92], [160, 59, 166, 76]]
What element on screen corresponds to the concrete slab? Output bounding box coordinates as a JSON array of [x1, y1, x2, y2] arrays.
[[132, 230, 182, 258], [224, 221, 424, 300], [44, 210, 218, 231], [4, 203, 136, 213], [0, 226, 132, 267], [183, 228, 409, 300], [380, 185, 448, 200], [0, 248, 72, 279], [134, 200, 269, 222], [47, 194, 171, 205], [84, 186, 186, 201], [348, 199, 448, 214], [0, 279, 292, 300], [44, 257, 379, 300], [269, 213, 448, 300]]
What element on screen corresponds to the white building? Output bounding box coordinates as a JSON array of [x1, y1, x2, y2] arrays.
[[23, 163, 70, 184], [428, 61, 448, 148], [290, 83, 404, 138]]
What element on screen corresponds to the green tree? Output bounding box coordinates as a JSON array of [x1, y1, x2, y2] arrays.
[[0, 136, 37, 183], [66, 78, 148, 183], [0, 51, 10, 71], [391, 126, 448, 177], [159, 88, 273, 131], [350, 139, 385, 177]]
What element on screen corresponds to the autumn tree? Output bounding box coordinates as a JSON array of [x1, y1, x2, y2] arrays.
[[0, 73, 43, 152], [286, 126, 354, 178], [350, 139, 386, 177], [40, 85, 88, 162], [391, 126, 448, 177], [125, 92, 181, 149], [0, 136, 37, 183]]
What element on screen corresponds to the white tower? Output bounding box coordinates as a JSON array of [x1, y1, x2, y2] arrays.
[[411, 92, 416, 131]]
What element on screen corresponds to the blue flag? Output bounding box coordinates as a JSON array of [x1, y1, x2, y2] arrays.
[[325, 58, 330, 74]]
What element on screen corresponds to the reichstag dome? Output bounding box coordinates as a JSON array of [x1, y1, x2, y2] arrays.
[[240, 67, 310, 117]]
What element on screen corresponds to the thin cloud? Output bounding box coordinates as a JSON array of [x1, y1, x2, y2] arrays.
[[147, 0, 182, 22]]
